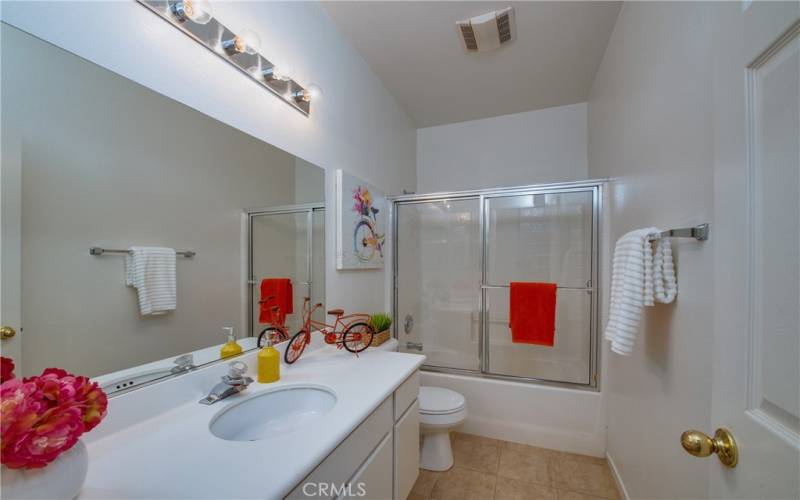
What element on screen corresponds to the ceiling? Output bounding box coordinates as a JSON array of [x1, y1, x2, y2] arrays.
[[323, 1, 622, 128]]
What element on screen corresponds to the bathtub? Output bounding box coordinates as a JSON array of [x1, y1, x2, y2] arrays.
[[420, 370, 605, 457]]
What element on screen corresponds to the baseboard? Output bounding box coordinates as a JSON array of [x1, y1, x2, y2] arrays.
[[605, 451, 630, 500], [461, 414, 606, 457]]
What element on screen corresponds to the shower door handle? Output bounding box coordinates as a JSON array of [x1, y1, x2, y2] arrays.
[[404, 314, 414, 334], [405, 342, 423, 351]]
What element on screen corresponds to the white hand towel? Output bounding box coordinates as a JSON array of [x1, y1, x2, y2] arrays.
[[652, 237, 677, 304], [125, 246, 176, 315], [605, 227, 657, 355]]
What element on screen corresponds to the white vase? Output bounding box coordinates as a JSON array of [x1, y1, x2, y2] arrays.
[[1, 439, 88, 499]]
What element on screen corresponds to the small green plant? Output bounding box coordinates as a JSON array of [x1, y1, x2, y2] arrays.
[[369, 313, 392, 333]]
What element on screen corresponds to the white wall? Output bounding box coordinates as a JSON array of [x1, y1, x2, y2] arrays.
[[588, 3, 717, 498], [416, 103, 587, 193], [0, 1, 417, 316]]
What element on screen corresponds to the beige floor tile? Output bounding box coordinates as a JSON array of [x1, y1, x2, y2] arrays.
[[453, 432, 501, 473], [553, 458, 620, 499], [430, 466, 497, 500], [556, 452, 608, 465], [498, 448, 554, 486], [453, 432, 502, 449], [500, 441, 561, 461], [494, 477, 558, 500], [412, 469, 443, 498], [557, 490, 612, 500]]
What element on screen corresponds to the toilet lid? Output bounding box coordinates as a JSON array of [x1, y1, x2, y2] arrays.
[[419, 386, 466, 414]]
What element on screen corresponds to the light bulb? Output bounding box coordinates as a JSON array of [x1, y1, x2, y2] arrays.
[[294, 83, 323, 103], [272, 64, 292, 81], [304, 84, 323, 102], [235, 29, 261, 55], [171, 0, 213, 25], [222, 28, 260, 55]]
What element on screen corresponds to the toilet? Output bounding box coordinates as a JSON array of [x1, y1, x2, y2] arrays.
[[418, 386, 467, 471]]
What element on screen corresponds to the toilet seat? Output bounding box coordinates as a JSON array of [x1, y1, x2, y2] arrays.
[[419, 386, 466, 415]]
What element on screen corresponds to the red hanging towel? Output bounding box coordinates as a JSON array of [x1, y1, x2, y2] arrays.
[[259, 278, 293, 325], [509, 282, 557, 346]]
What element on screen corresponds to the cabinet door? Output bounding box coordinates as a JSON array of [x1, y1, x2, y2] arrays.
[[394, 399, 419, 500], [341, 432, 393, 499]]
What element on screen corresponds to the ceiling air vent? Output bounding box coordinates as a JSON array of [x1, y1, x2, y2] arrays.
[[456, 7, 515, 53]]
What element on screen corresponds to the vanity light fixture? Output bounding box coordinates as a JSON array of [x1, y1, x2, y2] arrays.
[[221, 29, 261, 56], [139, 0, 314, 116], [169, 0, 213, 25]]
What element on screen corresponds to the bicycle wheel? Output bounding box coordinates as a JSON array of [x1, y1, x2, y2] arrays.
[[284, 330, 308, 364], [342, 322, 374, 353], [353, 220, 376, 263], [258, 327, 287, 348]]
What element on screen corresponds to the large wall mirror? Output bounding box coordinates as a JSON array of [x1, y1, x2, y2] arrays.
[[0, 24, 325, 395]]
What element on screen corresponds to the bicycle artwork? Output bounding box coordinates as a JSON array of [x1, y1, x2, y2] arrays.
[[336, 169, 386, 270], [352, 186, 385, 264]]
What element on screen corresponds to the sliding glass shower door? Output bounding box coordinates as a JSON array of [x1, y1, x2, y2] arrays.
[[395, 199, 481, 371], [394, 183, 599, 388], [483, 191, 595, 384]]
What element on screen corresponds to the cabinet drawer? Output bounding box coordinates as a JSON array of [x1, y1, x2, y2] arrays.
[[394, 399, 420, 500], [393, 371, 419, 421], [338, 432, 393, 499], [288, 397, 392, 499]]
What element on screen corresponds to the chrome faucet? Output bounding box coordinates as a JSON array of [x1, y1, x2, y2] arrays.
[[199, 361, 253, 405], [170, 354, 195, 374]]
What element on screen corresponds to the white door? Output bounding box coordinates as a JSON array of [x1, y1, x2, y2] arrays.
[[1, 127, 22, 367], [711, 2, 799, 498]]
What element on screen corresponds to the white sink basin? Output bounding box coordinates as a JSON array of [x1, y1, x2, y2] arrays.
[[209, 385, 337, 441]]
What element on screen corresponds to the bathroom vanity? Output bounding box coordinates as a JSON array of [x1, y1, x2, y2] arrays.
[[78, 346, 423, 499]]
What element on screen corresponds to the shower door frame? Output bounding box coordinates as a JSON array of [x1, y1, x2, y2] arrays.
[[390, 179, 603, 390], [245, 203, 325, 339]]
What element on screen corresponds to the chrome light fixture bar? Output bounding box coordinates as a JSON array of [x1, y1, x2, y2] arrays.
[[137, 0, 314, 116]]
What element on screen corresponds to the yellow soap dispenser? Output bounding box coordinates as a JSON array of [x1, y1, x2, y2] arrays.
[[258, 333, 280, 383], [220, 326, 243, 359]]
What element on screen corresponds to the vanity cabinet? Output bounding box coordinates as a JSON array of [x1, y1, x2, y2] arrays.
[[288, 370, 419, 499]]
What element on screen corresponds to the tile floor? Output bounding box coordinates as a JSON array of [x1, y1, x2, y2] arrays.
[[409, 432, 621, 500]]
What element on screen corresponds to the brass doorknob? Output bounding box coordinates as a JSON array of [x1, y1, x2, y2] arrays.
[[680, 428, 738, 468], [1, 326, 16, 339]]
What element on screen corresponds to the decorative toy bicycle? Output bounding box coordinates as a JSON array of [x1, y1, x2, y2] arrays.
[[284, 298, 375, 364]]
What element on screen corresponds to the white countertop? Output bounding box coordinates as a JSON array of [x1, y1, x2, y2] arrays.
[[80, 342, 423, 499]]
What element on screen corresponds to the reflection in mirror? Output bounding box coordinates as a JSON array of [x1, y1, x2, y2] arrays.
[[0, 24, 325, 395]]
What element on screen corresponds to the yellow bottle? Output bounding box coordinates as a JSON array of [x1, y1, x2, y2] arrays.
[[258, 334, 280, 383], [220, 326, 242, 359]]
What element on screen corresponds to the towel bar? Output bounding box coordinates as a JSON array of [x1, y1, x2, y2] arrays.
[[89, 247, 196, 258], [650, 224, 709, 241]]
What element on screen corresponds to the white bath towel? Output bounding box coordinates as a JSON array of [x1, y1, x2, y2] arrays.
[[125, 246, 176, 315], [604, 228, 658, 355]]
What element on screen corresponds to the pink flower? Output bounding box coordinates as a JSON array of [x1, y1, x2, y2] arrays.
[[1, 367, 107, 469], [25, 369, 80, 409], [1, 356, 14, 383], [1, 401, 84, 469], [74, 376, 108, 432]]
